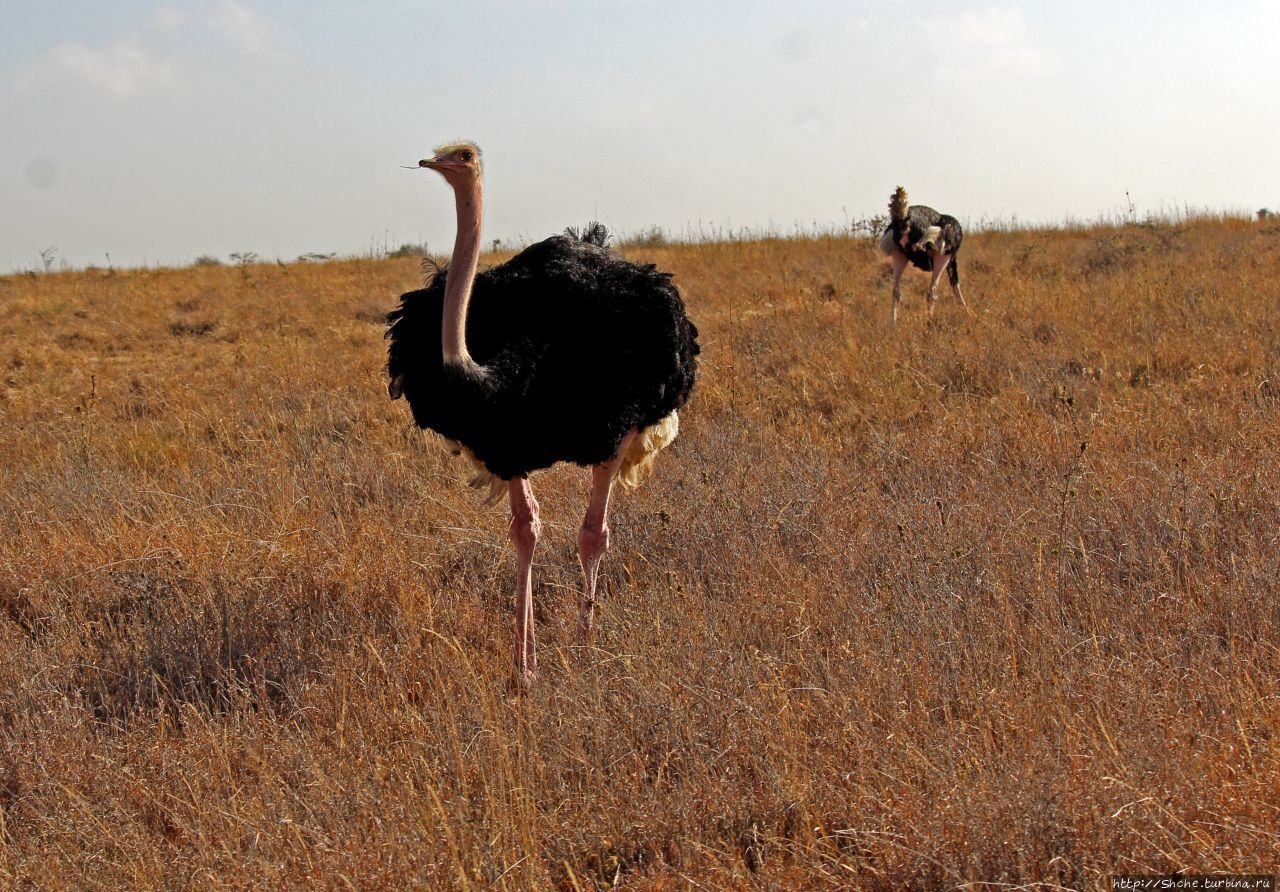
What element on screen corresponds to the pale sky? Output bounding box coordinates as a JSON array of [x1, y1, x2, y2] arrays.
[[2, 1, 1277, 270]]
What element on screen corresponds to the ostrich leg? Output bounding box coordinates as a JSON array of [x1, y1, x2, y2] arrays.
[[890, 252, 908, 325], [950, 258, 969, 312], [578, 430, 637, 644], [508, 477, 541, 680], [927, 253, 952, 318]]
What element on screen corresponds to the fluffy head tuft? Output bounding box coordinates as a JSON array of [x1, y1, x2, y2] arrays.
[[889, 186, 910, 223], [433, 140, 482, 169], [564, 221, 611, 248]]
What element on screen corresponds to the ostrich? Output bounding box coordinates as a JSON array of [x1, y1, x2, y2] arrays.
[[879, 186, 969, 324], [386, 142, 699, 681]]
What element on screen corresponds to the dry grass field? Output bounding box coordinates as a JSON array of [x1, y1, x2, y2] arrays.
[[1, 217, 1278, 889]]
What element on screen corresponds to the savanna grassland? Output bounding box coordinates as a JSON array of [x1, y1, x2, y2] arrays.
[[1, 217, 1278, 889]]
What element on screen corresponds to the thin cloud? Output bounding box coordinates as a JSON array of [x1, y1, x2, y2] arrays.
[[149, 5, 190, 31], [207, 0, 278, 57], [22, 40, 173, 98], [11, 1, 284, 100], [958, 6, 1051, 74], [919, 5, 1056, 79]]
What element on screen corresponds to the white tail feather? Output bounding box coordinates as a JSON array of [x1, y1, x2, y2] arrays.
[[616, 412, 679, 490], [442, 438, 506, 506], [914, 225, 944, 252]]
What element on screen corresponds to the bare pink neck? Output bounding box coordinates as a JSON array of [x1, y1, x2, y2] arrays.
[[442, 178, 483, 368]]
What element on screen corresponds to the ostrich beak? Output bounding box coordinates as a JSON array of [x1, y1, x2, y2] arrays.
[[420, 156, 463, 172]]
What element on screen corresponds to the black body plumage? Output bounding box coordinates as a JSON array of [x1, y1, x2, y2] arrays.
[[887, 205, 964, 274], [386, 225, 700, 481]]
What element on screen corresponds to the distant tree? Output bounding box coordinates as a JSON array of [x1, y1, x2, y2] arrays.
[[193, 255, 223, 267], [621, 225, 669, 248], [388, 243, 425, 259], [851, 214, 888, 243]]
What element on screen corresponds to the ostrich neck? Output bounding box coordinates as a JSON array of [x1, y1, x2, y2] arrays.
[[442, 179, 483, 368]]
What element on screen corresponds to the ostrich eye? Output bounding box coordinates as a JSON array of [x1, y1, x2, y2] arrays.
[[459, 151, 473, 162]]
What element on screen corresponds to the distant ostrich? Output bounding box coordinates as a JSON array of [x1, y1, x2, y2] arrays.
[[386, 142, 700, 681], [879, 186, 969, 324]]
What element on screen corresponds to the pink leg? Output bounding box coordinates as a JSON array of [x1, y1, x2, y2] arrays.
[[927, 252, 951, 318], [952, 275, 969, 312], [508, 477, 540, 681], [890, 252, 908, 325], [578, 431, 636, 644]]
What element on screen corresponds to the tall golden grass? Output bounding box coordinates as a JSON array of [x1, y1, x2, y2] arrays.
[[1, 217, 1278, 888]]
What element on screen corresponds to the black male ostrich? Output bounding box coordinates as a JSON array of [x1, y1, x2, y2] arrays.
[[386, 141, 699, 681], [879, 186, 969, 323]]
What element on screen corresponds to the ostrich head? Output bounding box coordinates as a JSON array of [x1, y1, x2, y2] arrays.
[[420, 141, 483, 187], [889, 186, 909, 223]]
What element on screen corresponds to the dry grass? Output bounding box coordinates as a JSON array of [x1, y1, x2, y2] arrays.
[[1, 218, 1278, 889]]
